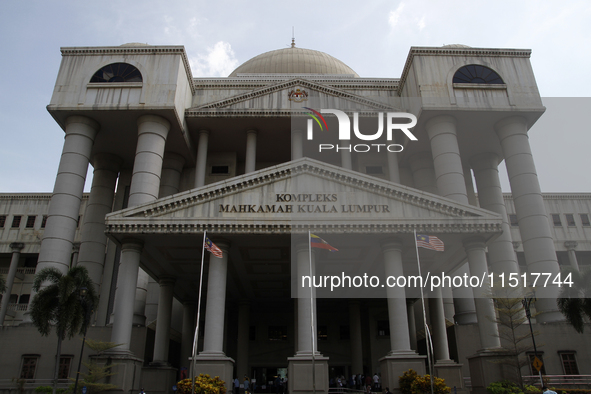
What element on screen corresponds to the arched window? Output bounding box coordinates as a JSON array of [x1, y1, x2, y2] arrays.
[[90, 63, 142, 83], [453, 65, 503, 84]]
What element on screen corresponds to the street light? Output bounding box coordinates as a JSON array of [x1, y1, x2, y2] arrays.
[[73, 287, 93, 394]]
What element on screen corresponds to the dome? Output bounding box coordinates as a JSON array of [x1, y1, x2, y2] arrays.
[[229, 47, 359, 77], [120, 42, 150, 47], [441, 44, 472, 48]]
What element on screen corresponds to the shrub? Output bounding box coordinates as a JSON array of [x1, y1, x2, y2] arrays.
[[410, 374, 450, 394], [399, 370, 419, 394], [487, 380, 524, 394], [177, 374, 226, 394]]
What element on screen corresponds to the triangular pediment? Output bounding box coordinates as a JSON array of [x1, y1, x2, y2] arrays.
[[105, 158, 502, 236], [186, 78, 395, 112]]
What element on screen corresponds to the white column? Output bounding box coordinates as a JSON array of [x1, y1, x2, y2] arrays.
[[152, 277, 175, 364], [21, 116, 99, 324], [463, 239, 501, 350], [128, 115, 170, 206], [495, 116, 562, 322], [194, 130, 209, 188], [37, 116, 100, 275], [451, 264, 477, 324], [382, 240, 412, 353], [349, 300, 363, 374], [78, 153, 122, 297], [110, 115, 170, 348], [202, 241, 230, 355], [296, 242, 316, 355], [470, 153, 520, 276], [0, 243, 24, 325], [245, 130, 257, 174], [180, 302, 196, 370], [428, 288, 451, 361], [564, 242, 579, 271], [236, 300, 250, 379], [292, 130, 304, 160], [111, 240, 143, 353], [464, 166, 478, 206], [71, 243, 80, 267], [425, 115, 468, 204], [96, 169, 132, 326], [159, 152, 185, 198], [387, 152, 401, 183], [408, 152, 438, 195], [341, 148, 353, 170], [406, 300, 417, 351]]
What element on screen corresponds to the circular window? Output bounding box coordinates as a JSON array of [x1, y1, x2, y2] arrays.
[[453, 65, 503, 84], [90, 63, 142, 83]]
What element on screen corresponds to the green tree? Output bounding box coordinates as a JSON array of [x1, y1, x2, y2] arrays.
[[490, 286, 536, 389], [30, 266, 98, 394], [70, 339, 120, 394], [557, 267, 591, 333]]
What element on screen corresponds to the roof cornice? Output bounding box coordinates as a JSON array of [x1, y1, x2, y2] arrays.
[[60, 45, 196, 95]]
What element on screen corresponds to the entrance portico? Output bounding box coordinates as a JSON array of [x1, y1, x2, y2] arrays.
[[105, 158, 504, 393]]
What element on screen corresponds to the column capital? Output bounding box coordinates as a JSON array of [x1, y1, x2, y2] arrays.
[[91, 152, 124, 172], [9, 242, 24, 251], [162, 152, 186, 171], [246, 129, 258, 136], [380, 238, 403, 252], [564, 241, 578, 250], [158, 277, 176, 286], [493, 116, 528, 138], [121, 238, 144, 252], [425, 115, 457, 137], [137, 114, 171, 131], [463, 237, 487, 251], [65, 115, 100, 132], [469, 152, 501, 171], [198, 129, 210, 136]]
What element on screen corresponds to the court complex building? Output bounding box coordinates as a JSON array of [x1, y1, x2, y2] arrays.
[[1, 42, 590, 394]]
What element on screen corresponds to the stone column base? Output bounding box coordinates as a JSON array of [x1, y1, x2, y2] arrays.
[[467, 350, 513, 394], [379, 351, 426, 393], [287, 354, 329, 394], [92, 354, 144, 394], [191, 353, 235, 391], [434, 360, 466, 394], [141, 365, 178, 394]]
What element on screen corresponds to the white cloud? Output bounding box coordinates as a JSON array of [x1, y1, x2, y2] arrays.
[[190, 41, 239, 77], [388, 3, 405, 28], [417, 16, 425, 31]]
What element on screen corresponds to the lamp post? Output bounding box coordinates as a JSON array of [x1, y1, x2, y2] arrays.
[[73, 287, 93, 394], [522, 296, 543, 387]]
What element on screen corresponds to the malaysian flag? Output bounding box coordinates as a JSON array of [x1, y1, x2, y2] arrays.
[[310, 234, 338, 252], [416, 234, 444, 252], [204, 236, 223, 258]]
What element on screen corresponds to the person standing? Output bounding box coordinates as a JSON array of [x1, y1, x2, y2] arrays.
[[244, 376, 250, 394], [234, 377, 240, 394]]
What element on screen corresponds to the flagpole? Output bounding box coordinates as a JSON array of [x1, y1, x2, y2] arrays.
[[308, 230, 316, 394], [414, 229, 434, 394], [191, 230, 207, 394]]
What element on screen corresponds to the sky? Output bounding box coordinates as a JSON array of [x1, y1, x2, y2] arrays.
[[1, 0, 590, 193]]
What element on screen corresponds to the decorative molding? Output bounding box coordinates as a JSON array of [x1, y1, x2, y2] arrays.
[[191, 78, 394, 111], [60, 46, 196, 95], [193, 77, 400, 90]]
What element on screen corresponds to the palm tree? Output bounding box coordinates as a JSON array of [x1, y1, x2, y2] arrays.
[[30, 266, 98, 394], [556, 267, 591, 333]]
